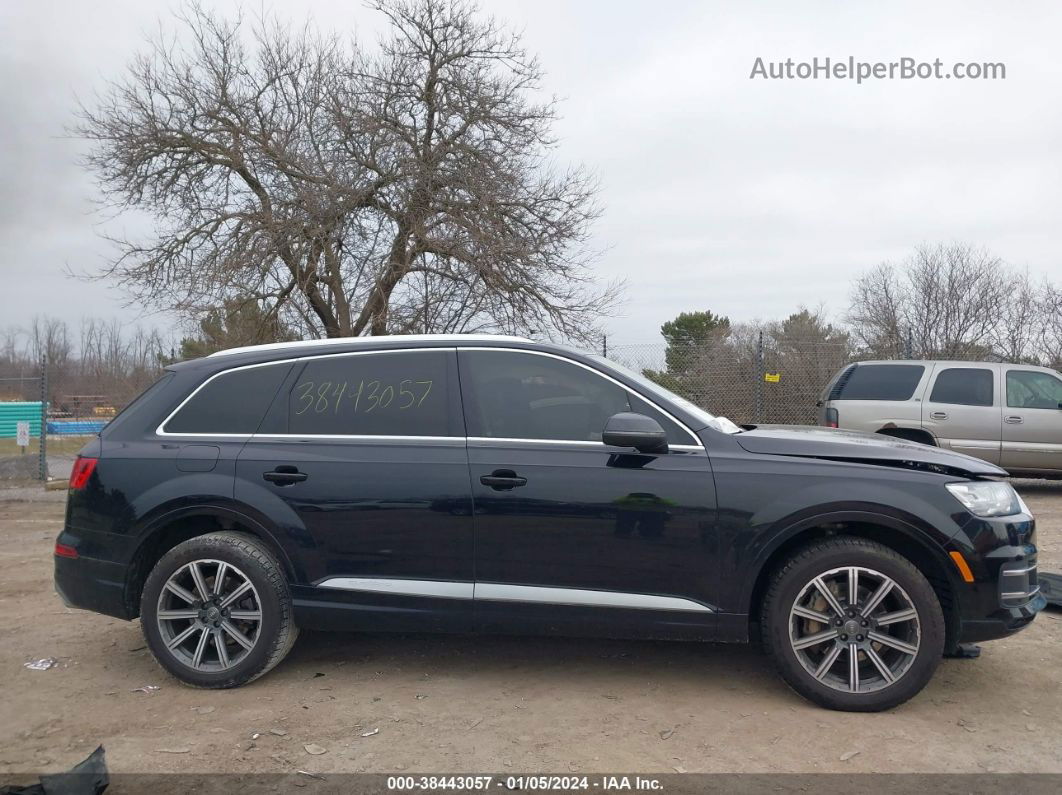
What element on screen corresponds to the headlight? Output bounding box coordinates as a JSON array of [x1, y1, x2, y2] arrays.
[[945, 481, 1023, 517]]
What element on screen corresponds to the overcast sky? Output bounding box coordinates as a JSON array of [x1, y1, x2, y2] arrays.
[[2, 0, 1061, 347]]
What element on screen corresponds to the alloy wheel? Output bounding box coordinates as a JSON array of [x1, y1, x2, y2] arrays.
[[155, 559, 263, 672], [788, 565, 921, 694]]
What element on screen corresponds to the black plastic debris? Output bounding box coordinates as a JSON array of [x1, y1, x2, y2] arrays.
[[1041, 572, 1062, 609], [0, 745, 107, 795]]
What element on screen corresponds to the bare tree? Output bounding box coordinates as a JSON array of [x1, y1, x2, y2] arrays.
[[0, 317, 169, 409], [76, 0, 618, 343], [994, 270, 1042, 364], [847, 263, 907, 357], [1039, 282, 1062, 369], [847, 244, 1022, 359]]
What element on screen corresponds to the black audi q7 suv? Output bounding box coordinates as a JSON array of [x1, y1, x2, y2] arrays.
[[54, 335, 1044, 711]]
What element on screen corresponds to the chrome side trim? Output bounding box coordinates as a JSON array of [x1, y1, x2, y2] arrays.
[[1001, 586, 1041, 599], [1002, 564, 1037, 576], [314, 578, 715, 613], [473, 583, 714, 613], [461, 347, 703, 447], [317, 578, 474, 600]]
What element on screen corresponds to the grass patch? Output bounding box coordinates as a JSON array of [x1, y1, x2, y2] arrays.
[[0, 436, 94, 458]]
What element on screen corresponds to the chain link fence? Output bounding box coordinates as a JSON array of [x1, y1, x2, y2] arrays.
[[0, 360, 48, 480], [0, 334, 1022, 485], [604, 336, 1015, 426], [606, 337, 858, 426], [0, 357, 122, 482]]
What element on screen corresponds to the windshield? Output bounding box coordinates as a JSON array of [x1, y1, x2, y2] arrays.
[[590, 355, 743, 434]]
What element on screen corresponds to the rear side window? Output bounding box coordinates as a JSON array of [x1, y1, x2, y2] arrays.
[[287, 350, 454, 436], [163, 363, 291, 434], [104, 372, 174, 435], [929, 367, 994, 407], [830, 364, 925, 401]]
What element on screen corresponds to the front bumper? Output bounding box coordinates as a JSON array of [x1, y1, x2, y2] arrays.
[[958, 594, 1045, 643], [948, 509, 1044, 645]]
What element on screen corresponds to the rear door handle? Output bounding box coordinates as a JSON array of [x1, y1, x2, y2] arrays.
[[263, 467, 308, 485], [1004, 416, 1024, 424], [480, 469, 527, 490], [930, 411, 948, 420]]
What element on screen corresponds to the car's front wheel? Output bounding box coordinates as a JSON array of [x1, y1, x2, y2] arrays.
[[141, 532, 298, 688], [761, 536, 945, 711]]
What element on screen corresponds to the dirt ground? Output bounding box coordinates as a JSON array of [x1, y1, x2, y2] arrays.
[[0, 480, 1060, 778]]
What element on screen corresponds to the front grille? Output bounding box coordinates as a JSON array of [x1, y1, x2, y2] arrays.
[[999, 559, 1039, 606]]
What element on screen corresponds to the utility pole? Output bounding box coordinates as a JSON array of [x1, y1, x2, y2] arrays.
[[755, 331, 765, 424]]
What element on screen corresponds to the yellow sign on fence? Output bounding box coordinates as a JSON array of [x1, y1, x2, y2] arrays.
[[764, 373, 781, 383]]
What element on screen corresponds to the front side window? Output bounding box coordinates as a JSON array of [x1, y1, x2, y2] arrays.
[[929, 367, 994, 407], [460, 350, 696, 444], [1007, 370, 1062, 409], [163, 364, 291, 434], [287, 350, 453, 436]]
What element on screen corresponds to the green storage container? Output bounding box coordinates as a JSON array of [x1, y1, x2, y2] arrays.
[[0, 402, 44, 438]]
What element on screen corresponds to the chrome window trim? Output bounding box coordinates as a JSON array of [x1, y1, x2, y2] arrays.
[[251, 434, 464, 447], [467, 436, 704, 453], [156, 359, 295, 438], [207, 334, 531, 358], [460, 346, 703, 448], [158, 344, 705, 450], [314, 578, 715, 613], [157, 347, 457, 438]]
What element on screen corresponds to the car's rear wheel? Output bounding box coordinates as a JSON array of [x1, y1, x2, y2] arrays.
[[761, 536, 945, 711], [141, 532, 298, 688]]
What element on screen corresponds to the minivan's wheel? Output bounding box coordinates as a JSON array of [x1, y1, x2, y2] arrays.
[[761, 537, 945, 712], [141, 532, 298, 688]]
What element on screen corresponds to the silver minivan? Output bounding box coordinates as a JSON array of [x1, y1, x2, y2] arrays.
[[819, 360, 1062, 478]]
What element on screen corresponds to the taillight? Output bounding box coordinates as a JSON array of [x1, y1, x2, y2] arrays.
[[69, 456, 98, 490], [823, 408, 839, 429], [54, 542, 79, 559]]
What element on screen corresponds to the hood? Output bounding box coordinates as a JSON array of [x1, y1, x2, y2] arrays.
[[734, 425, 1006, 478]]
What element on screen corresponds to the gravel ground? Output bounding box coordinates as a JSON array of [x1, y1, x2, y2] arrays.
[[0, 480, 1059, 778]]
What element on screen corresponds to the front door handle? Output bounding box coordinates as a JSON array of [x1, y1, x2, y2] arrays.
[[930, 411, 948, 420], [1004, 416, 1024, 424], [480, 469, 527, 490], [263, 466, 308, 485]]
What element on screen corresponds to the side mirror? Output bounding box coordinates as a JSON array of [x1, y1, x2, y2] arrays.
[[602, 412, 669, 455]]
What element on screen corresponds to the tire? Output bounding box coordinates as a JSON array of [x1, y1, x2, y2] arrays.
[[761, 536, 945, 712], [141, 532, 298, 688]]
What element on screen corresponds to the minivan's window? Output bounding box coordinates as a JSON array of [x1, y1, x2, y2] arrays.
[[831, 364, 925, 401], [461, 350, 697, 444], [929, 367, 994, 407], [164, 364, 291, 434], [1007, 370, 1062, 409], [287, 350, 452, 436]]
